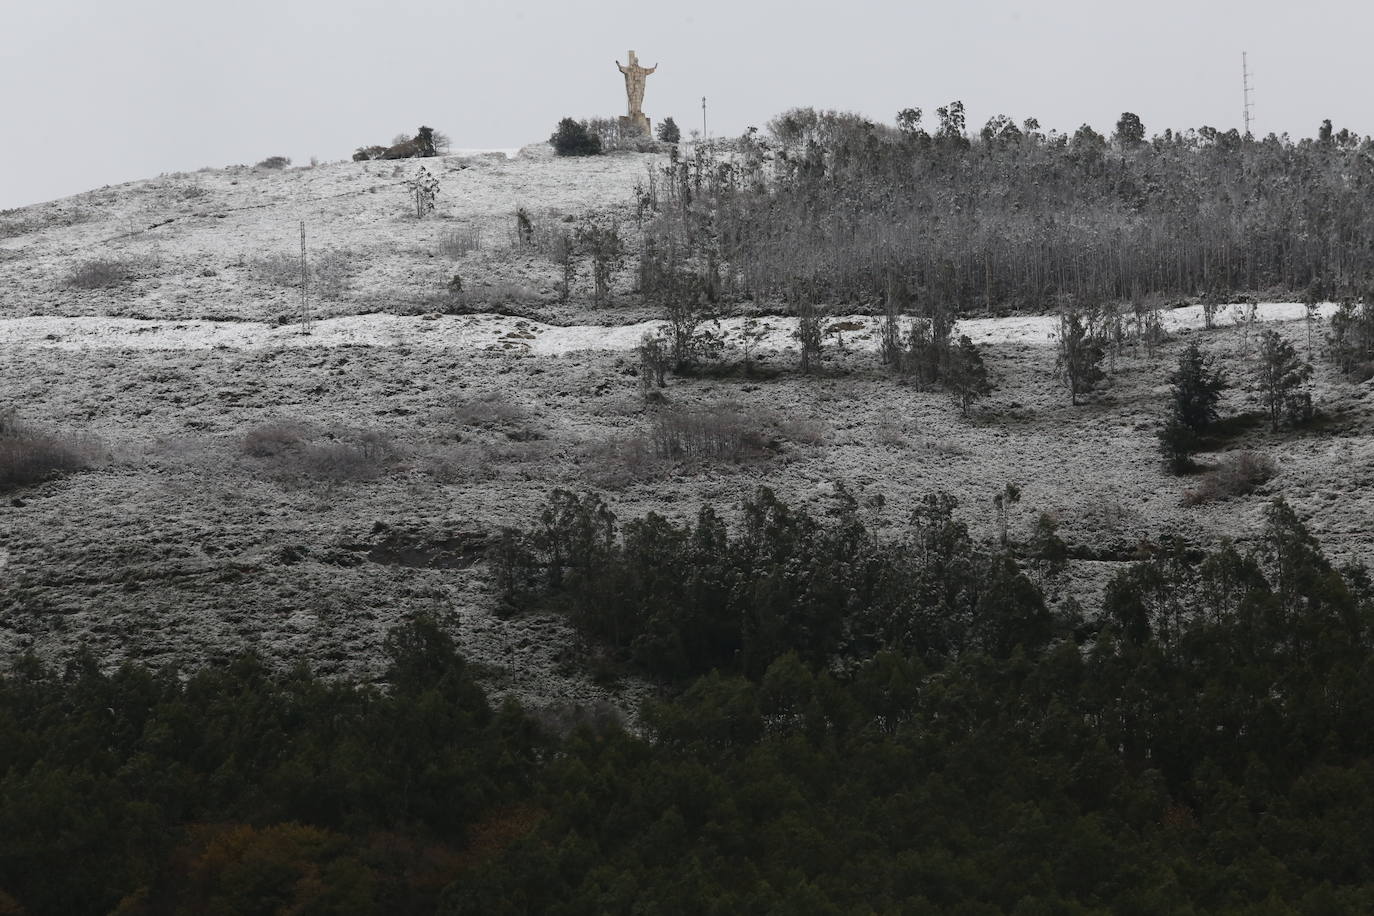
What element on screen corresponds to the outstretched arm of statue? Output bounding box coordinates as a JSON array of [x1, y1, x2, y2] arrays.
[[646, 64, 658, 74], [616, 60, 627, 74]]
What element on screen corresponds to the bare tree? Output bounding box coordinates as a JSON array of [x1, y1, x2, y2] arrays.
[[796, 299, 823, 374], [576, 222, 626, 306]]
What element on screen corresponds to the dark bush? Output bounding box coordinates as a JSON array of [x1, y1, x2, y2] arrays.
[[0, 410, 91, 491], [549, 118, 602, 157], [256, 156, 291, 169]]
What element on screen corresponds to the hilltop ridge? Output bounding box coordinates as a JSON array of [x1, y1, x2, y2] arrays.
[[0, 147, 654, 324]]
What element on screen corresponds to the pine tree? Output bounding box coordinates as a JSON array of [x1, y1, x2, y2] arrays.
[[1158, 416, 1198, 474], [1159, 341, 1227, 471], [1057, 312, 1106, 405], [655, 117, 681, 144], [1255, 330, 1313, 431], [1169, 341, 1227, 432], [948, 335, 992, 416]]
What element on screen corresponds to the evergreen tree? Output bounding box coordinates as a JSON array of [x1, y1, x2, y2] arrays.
[[550, 118, 602, 157], [1327, 297, 1374, 378], [948, 334, 993, 415], [1113, 111, 1146, 148], [1158, 341, 1227, 471], [1057, 311, 1106, 405], [1255, 330, 1313, 431], [1170, 341, 1227, 432], [655, 117, 681, 144], [1158, 415, 1198, 473]]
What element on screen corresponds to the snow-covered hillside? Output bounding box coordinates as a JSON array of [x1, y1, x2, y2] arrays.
[[2, 148, 1371, 717]]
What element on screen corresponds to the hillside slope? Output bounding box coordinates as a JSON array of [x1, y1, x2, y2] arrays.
[[2, 149, 1371, 713]]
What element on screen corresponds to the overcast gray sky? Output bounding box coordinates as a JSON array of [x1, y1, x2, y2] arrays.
[[3, 0, 1371, 209]]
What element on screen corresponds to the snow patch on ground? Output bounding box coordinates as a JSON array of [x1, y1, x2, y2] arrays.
[[0, 302, 1335, 354]]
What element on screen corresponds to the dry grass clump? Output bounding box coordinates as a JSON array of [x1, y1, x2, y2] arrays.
[[250, 251, 353, 299], [0, 410, 93, 491], [580, 436, 657, 490], [426, 439, 557, 484], [249, 253, 300, 286], [438, 227, 482, 258], [240, 420, 394, 482], [1183, 451, 1277, 505], [443, 393, 541, 441], [874, 423, 959, 456], [464, 280, 543, 308], [580, 403, 826, 487], [66, 257, 136, 289], [310, 252, 353, 300], [418, 280, 546, 317]]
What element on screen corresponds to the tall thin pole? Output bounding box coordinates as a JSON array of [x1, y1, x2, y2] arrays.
[[701, 96, 708, 142], [300, 220, 310, 334], [1242, 52, 1254, 137]]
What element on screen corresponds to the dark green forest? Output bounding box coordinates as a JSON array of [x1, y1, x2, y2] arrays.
[[4, 491, 1374, 914], [636, 107, 1374, 312]]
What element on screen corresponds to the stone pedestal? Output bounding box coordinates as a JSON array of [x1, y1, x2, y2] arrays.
[[620, 113, 651, 138]]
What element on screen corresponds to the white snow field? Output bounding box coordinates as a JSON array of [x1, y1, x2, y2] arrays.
[[0, 302, 1337, 354]]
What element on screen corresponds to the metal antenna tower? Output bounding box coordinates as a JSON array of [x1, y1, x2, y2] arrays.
[[1242, 52, 1255, 136]]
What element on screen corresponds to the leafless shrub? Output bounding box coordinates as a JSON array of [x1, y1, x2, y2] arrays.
[[438, 227, 482, 258], [426, 438, 554, 483], [0, 410, 94, 491], [777, 417, 827, 446], [1079, 490, 1142, 536], [1183, 451, 1276, 505], [911, 436, 968, 458], [876, 422, 910, 449], [585, 117, 665, 152], [241, 421, 310, 458], [66, 257, 136, 289], [297, 437, 392, 481], [424, 443, 494, 483], [638, 333, 669, 391], [648, 405, 774, 462]]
